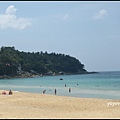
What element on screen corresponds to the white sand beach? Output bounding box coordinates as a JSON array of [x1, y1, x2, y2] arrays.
[[0, 90, 120, 119]]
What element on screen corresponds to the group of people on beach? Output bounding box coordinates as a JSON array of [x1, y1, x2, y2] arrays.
[[42, 83, 72, 95], [54, 87, 71, 95], [43, 89, 57, 95], [1, 90, 13, 95]]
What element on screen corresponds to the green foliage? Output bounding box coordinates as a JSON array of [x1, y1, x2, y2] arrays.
[[0, 46, 87, 76]]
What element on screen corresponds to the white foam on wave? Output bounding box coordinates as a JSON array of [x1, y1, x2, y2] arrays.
[[13, 91, 19, 92]]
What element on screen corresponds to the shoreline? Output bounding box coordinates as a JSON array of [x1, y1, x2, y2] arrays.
[[1, 89, 120, 101], [0, 89, 120, 118], [0, 71, 98, 79]]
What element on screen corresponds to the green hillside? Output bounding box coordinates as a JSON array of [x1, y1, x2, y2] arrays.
[[0, 46, 88, 78]]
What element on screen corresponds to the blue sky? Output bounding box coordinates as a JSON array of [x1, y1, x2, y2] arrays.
[[0, 1, 120, 72]]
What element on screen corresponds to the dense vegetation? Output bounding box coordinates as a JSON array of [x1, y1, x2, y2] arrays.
[[0, 46, 87, 77]]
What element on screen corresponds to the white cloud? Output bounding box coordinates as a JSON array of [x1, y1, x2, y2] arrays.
[[93, 10, 108, 20], [0, 5, 32, 29], [62, 14, 69, 20], [5, 5, 17, 14]]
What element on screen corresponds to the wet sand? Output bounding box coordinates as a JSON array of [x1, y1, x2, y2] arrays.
[[0, 90, 120, 118]]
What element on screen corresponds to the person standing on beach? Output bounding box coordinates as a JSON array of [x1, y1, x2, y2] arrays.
[[65, 84, 66, 87], [69, 88, 71, 93], [43, 90, 46, 94], [55, 89, 57, 95]]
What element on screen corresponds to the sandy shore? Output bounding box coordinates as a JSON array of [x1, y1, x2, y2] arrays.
[[0, 90, 120, 119]]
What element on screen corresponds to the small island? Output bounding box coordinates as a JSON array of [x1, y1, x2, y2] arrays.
[[0, 46, 98, 79]]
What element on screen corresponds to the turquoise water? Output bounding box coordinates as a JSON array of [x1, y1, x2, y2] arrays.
[[0, 71, 120, 100]]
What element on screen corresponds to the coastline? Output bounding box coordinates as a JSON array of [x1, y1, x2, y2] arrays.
[[0, 90, 120, 118], [0, 71, 98, 79]]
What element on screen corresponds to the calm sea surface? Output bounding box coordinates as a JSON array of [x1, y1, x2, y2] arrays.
[[0, 71, 120, 100]]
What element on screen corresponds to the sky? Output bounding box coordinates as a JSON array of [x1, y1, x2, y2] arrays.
[[0, 1, 120, 72]]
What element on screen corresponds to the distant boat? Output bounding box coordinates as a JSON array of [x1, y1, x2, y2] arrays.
[[60, 78, 63, 80]]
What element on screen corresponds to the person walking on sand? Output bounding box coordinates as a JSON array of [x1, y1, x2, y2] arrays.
[[55, 89, 57, 95]]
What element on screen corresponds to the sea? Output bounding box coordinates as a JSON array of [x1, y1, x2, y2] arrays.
[[0, 71, 120, 100]]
